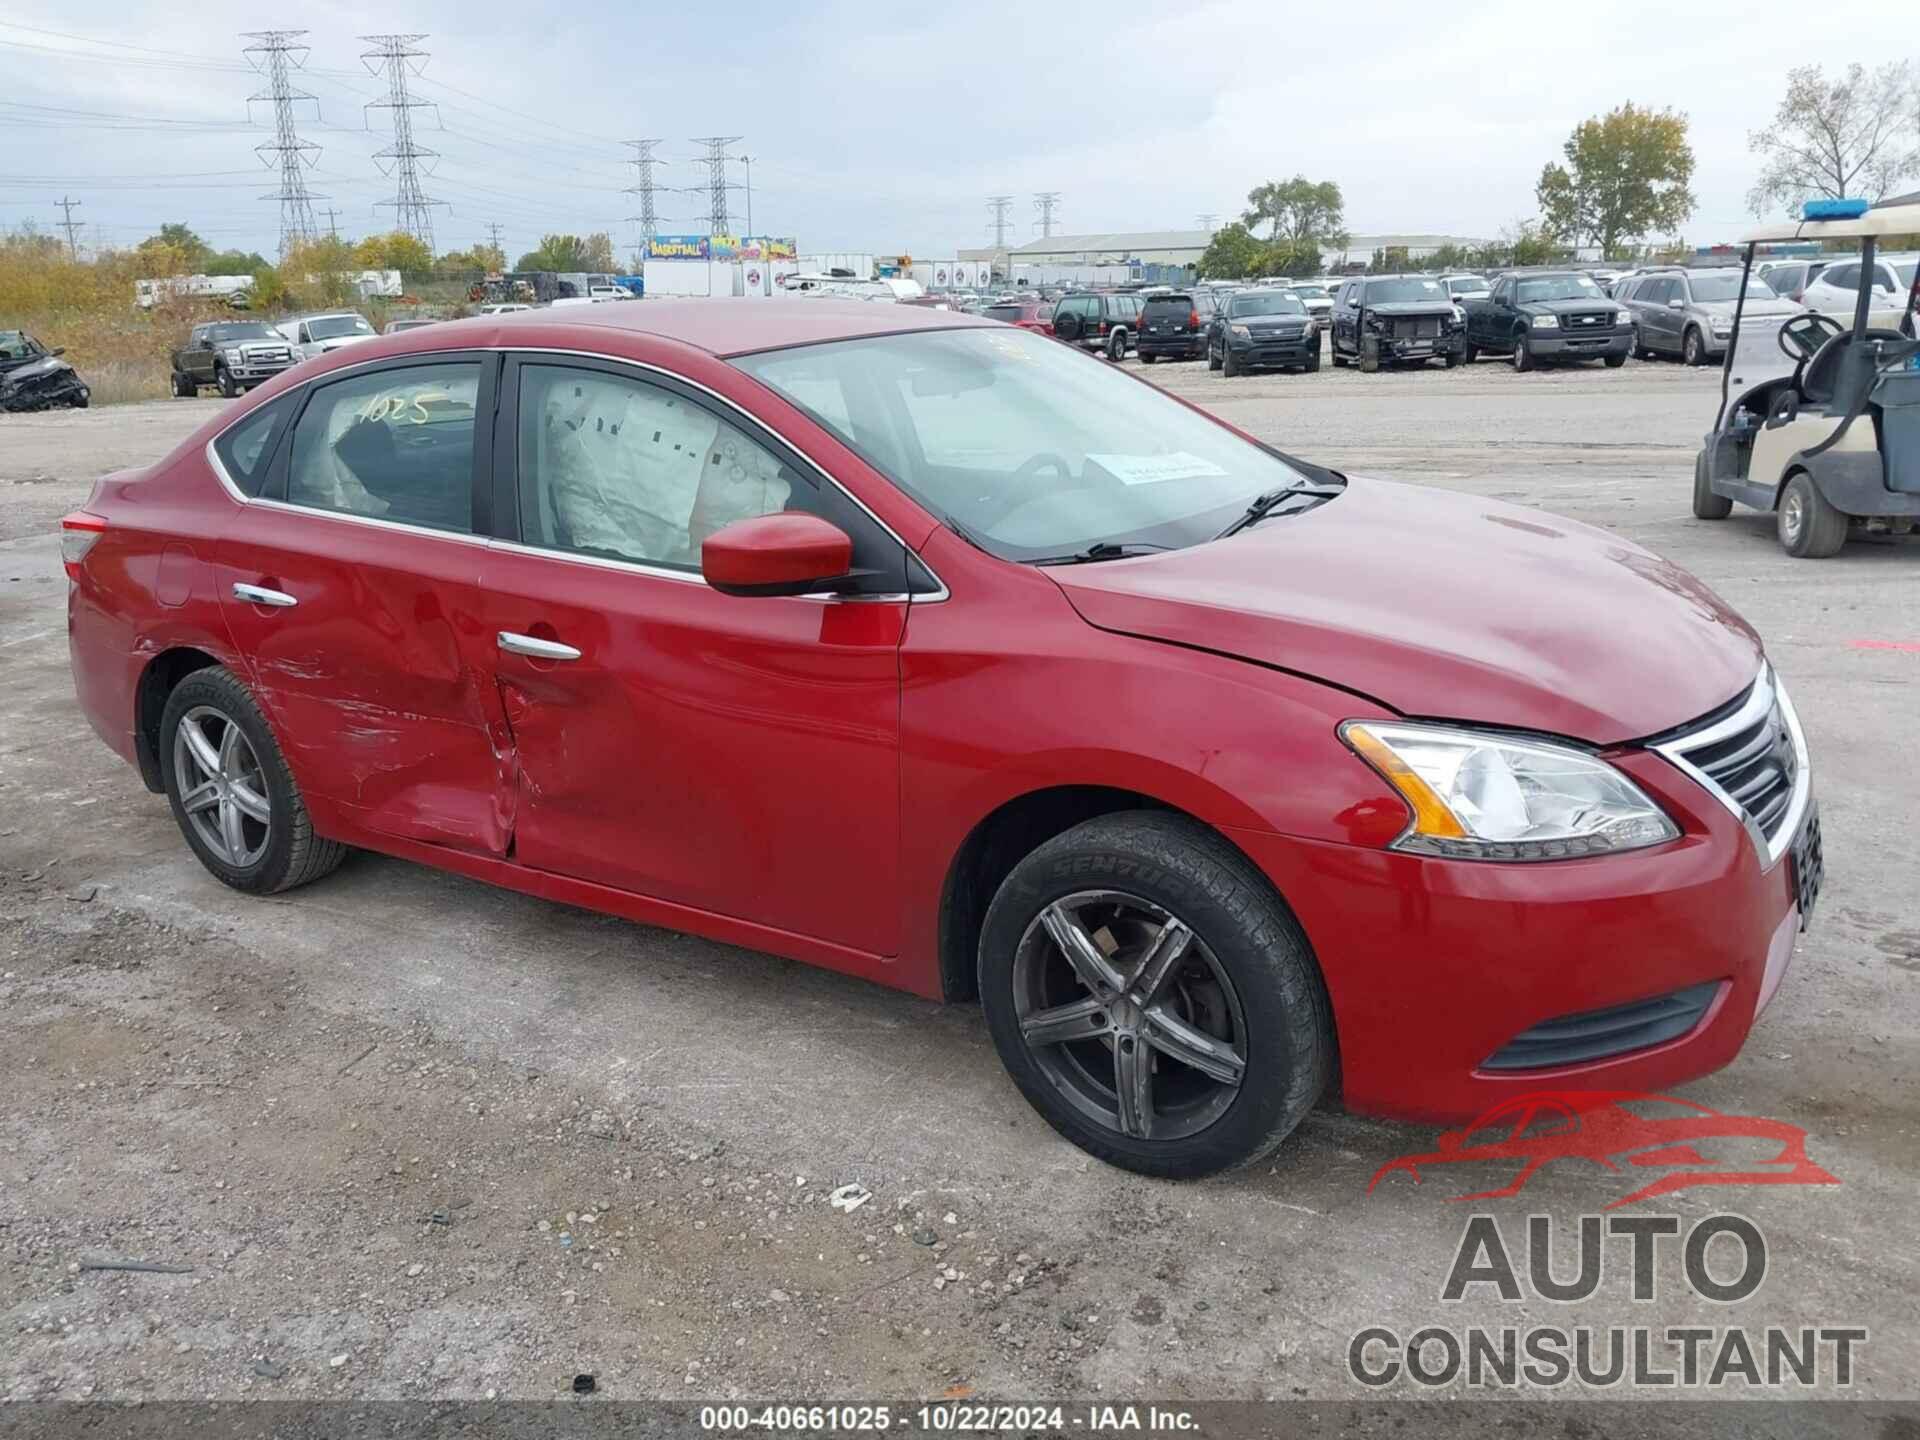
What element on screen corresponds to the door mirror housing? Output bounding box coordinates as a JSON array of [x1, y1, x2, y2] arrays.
[[1668, 298, 1685, 310], [49, 346, 66, 358], [702, 513, 855, 598]]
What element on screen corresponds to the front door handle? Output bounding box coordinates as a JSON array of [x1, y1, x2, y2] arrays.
[[497, 631, 581, 662], [233, 582, 297, 608]]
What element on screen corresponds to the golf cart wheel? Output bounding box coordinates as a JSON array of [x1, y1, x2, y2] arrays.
[[1683, 328, 1707, 367], [1778, 472, 1847, 558], [978, 812, 1333, 1179], [1692, 453, 1732, 520]]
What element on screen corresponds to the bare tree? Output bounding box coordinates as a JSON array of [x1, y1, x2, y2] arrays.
[[1747, 62, 1920, 216]]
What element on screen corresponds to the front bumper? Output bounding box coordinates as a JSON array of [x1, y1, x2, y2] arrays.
[[1229, 333, 1318, 366], [1367, 331, 1466, 361], [1228, 747, 1803, 1122], [1529, 330, 1633, 360], [225, 363, 296, 383]]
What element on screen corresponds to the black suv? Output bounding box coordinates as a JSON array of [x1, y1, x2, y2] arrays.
[[1208, 289, 1320, 376], [1050, 292, 1141, 361], [1329, 275, 1466, 371], [1136, 290, 1221, 363]]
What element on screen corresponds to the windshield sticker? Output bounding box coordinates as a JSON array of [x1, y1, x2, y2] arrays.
[[1086, 452, 1230, 486]]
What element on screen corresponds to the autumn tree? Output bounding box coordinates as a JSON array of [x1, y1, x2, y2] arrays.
[[582, 232, 617, 272], [353, 231, 433, 272], [1536, 103, 1696, 258], [1747, 62, 1920, 215]]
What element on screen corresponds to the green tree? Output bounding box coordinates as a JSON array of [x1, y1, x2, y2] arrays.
[[1536, 103, 1696, 258], [1506, 220, 1565, 267], [1746, 62, 1920, 216], [353, 231, 433, 273], [516, 234, 593, 272], [136, 223, 211, 271], [204, 249, 269, 277], [1195, 223, 1266, 279], [1242, 177, 1348, 264], [582, 232, 617, 272]]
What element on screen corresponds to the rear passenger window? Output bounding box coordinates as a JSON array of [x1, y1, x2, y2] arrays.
[[213, 395, 293, 498], [285, 363, 479, 533]]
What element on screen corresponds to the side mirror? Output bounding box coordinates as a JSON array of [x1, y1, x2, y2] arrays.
[[49, 346, 66, 358], [1668, 298, 1685, 310], [702, 513, 854, 598]]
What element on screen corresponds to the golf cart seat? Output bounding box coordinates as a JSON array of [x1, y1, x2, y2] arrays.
[[1798, 329, 1909, 408]]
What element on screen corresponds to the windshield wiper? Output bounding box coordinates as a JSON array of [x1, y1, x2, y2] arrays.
[[1030, 541, 1170, 566], [1214, 481, 1345, 539]]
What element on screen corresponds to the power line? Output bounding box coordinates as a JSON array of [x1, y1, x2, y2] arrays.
[[1033, 191, 1061, 239], [242, 29, 324, 256], [987, 194, 1012, 250], [56, 194, 82, 257], [689, 136, 742, 237], [360, 33, 444, 251]]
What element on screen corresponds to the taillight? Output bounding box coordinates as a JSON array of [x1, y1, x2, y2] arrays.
[[1188, 310, 1200, 330], [61, 512, 106, 580], [1097, 320, 1109, 335]]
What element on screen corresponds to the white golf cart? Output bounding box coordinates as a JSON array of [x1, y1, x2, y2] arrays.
[[1693, 197, 1920, 557]]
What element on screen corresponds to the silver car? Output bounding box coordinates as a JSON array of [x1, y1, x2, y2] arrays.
[[1616, 269, 1801, 366]]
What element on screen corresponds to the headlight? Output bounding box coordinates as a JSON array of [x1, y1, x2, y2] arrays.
[[1340, 721, 1679, 861], [1615, 310, 1633, 326], [1530, 313, 1559, 330], [1711, 320, 1733, 334], [1229, 324, 1251, 339], [223, 348, 244, 364]]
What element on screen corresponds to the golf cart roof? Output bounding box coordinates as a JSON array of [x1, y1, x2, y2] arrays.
[[1737, 199, 1920, 244]]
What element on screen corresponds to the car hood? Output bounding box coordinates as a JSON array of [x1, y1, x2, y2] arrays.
[[1518, 297, 1615, 314], [1046, 478, 1762, 744], [1695, 296, 1798, 318], [1364, 301, 1456, 317], [314, 333, 378, 351]]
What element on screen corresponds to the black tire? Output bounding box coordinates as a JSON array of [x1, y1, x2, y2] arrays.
[[1222, 346, 1240, 377], [1330, 345, 1348, 367], [1683, 327, 1706, 367], [1053, 313, 1083, 343], [1358, 339, 1379, 374], [1207, 340, 1222, 372], [1106, 329, 1127, 362], [978, 812, 1333, 1179], [1140, 351, 1157, 365], [171, 370, 196, 398], [1604, 351, 1627, 368], [1303, 349, 1320, 373], [1777, 471, 1847, 558], [1462, 343, 1478, 364], [1442, 351, 1461, 369], [159, 666, 348, 895], [216, 364, 241, 399], [1692, 452, 1732, 519], [1512, 334, 1535, 372]]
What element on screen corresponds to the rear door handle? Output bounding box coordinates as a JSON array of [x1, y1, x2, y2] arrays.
[[497, 631, 581, 662], [232, 583, 297, 608]]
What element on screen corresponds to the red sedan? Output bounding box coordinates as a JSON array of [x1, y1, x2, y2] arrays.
[[62, 301, 1817, 1178]]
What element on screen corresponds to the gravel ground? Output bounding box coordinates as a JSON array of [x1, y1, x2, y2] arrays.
[[1, 353, 1915, 1412]]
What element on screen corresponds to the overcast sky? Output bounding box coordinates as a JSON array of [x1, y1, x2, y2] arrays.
[[1, 0, 1914, 266]]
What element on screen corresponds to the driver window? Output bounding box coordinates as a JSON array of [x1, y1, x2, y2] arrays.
[[1822, 264, 1859, 291]]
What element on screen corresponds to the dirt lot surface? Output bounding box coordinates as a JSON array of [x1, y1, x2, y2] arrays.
[[1, 354, 1916, 1413]]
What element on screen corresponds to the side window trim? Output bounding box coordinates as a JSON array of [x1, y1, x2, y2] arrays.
[[496, 351, 929, 596], [260, 352, 499, 535]]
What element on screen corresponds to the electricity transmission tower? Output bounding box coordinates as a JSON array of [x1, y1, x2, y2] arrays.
[[242, 30, 324, 256], [987, 195, 1013, 249], [1033, 191, 1061, 239], [1195, 213, 1220, 232], [55, 195, 83, 259], [624, 139, 666, 255], [361, 34, 444, 251], [690, 136, 743, 236]]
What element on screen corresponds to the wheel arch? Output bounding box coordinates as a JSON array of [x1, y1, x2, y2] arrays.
[[132, 646, 225, 792]]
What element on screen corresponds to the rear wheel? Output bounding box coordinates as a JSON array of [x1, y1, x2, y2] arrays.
[[1106, 329, 1127, 362], [1778, 472, 1848, 558], [978, 813, 1333, 1178], [1692, 452, 1732, 519], [1140, 351, 1157, 365], [171, 370, 195, 398], [160, 667, 348, 894]]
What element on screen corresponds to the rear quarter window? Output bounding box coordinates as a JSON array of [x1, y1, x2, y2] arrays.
[[211, 394, 295, 498]]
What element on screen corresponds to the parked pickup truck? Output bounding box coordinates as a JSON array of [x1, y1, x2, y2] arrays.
[[1461, 270, 1635, 371], [1329, 275, 1466, 372], [170, 321, 298, 398]]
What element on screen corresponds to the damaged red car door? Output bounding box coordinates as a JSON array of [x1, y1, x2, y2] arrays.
[[213, 355, 513, 854]]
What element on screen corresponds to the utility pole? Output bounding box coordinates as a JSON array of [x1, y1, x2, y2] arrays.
[[737, 154, 752, 236], [485, 220, 504, 266], [689, 136, 743, 237], [987, 194, 1013, 250], [623, 139, 665, 261], [325, 206, 340, 241], [55, 195, 82, 259], [1033, 191, 1061, 240], [1195, 213, 1220, 233], [361, 33, 444, 252], [242, 30, 324, 256]]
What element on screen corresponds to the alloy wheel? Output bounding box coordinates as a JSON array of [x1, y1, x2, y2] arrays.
[[1780, 490, 1805, 545], [172, 704, 272, 867], [1011, 890, 1247, 1142]]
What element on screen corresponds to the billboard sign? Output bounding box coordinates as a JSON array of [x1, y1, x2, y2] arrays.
[[647, 234, 709, 261]]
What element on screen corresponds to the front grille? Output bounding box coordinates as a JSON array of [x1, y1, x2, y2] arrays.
[[1388, 316, 1441, 339], [1482, 981, 1721, 1071], [1651, 665, 1806, 865], [1563, 310, 1614, 329], [244, 346, 294, 365]]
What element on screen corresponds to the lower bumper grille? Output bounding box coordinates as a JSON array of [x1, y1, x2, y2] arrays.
[[1481, 981, 1721, 1071], [1388, 317, 1441, 339]]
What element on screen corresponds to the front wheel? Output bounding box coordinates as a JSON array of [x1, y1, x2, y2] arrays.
[[1207, 340, 1222, 372], [1303, 349, 1320, 373], [1221, 346, 1240, 377], [978, 813, 1333, 1178], [1604, 351, 1627, 368], [160, 666, 349, 894], [1358, 339, 1379, 374], [1778, 471, 1848, 558], [1461, 344, 1478, 364], [1683, 328, 1707, 367], [216, 364, 241, 399], [1692, 452, 1732, 519]]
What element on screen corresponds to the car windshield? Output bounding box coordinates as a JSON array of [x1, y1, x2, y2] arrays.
[[0, 330, 42, 360], [208, 323, 276, 342], [308, 315, 375, 339], [1290, 285, 1330, 299], [1894, 262, 1917, 287], [1447, 278, 1488, 294], [1365, 278, 1447, 303], [1230, 293, 1307, 317], [1686, 273, 1749, 302], [1514, 275, 1605, 302], [733, 327, 1313, 561]]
